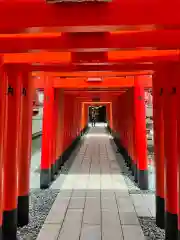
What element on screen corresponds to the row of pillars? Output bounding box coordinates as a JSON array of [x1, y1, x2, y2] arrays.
[[153, 63, 179, 239], [109, 65, 180, 240], [111, 77, 148, 190], [0, 64, 33, 240], [0, 65, 86, 240], [40, 79, 84, 189]]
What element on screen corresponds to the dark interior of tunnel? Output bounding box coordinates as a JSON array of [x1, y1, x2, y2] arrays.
[[89, 105, 106, 123]]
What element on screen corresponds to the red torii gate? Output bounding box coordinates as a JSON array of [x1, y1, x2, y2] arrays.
[[0, 0, 180, 239]]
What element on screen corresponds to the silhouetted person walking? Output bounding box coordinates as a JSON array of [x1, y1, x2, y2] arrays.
[[91, 110, 96, 127]]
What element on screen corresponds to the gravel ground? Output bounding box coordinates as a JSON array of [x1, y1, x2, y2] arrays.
[[139, 217, 165, 240], [113, 144, 155, 194], [17, 189, 59, 240]]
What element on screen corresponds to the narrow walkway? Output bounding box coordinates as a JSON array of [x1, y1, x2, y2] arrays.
[[37, 125, 155, 240]]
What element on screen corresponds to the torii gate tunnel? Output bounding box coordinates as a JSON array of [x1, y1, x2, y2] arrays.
[[1, 0, 180, 239]]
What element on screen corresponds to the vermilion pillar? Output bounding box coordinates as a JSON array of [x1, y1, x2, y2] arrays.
[[40, 78, 54, 189], [112, 97, 120, 147], [110, 103, 113, 129], [132, 107, 138, 181], [17, 68, 33, 226], [77, 100, 82, 135], [62, 94, 68, 153], [81, 103, 85, 130], [52, 89, 60, 174], [163, 64, 178, 239], [152, 70, 165, 229], [3, 66, 22, 240], [127, 89, 136, 175], [51, 88, 59, 177], [106, 103, 113, 128], [177, 66, 180, 239], [131, 88, 138, 180], [56, 89, 64, 168], [153, 70, 165, 228], [62, 94, 72, 163], [84, 104, 89, 128], [0, 64, 8, 240], [134, 78, 148, 190], [72, 99, 79, 140]]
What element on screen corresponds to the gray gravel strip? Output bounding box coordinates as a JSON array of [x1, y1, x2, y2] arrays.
[[139, 217, 165, 240], [115, 151, 155, 194], [17, 189, 59, 240]]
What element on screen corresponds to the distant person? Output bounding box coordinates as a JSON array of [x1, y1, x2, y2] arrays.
[[91, 110, 96, 127]]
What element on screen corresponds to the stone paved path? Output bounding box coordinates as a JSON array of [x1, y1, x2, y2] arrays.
[[36, 124, 155, 240]]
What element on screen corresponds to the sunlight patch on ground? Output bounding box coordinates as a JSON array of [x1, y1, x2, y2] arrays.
[[58, 173, 137, 191], [86, 133, 109, 138]]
